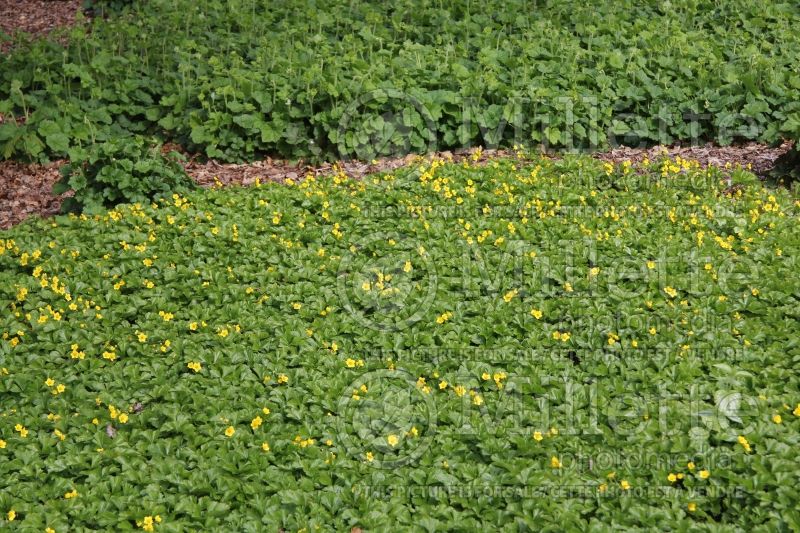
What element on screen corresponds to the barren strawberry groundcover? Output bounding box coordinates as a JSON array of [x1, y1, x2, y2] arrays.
[[0, 154, 799, 530]]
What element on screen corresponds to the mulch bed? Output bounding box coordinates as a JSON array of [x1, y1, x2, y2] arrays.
[[594, 141, 793, 177], [0, 0, 85, 53], [0, 141, 793, 230], [0, 159, 71, 229]]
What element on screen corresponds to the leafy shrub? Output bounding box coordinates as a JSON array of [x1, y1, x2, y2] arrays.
[[54, 135, 193, 213], [1, 0, 800, 163], [771, 146, 800, 187], [82, 0, 138, 17]]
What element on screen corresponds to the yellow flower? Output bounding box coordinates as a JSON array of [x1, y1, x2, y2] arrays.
[[502, 289, 518, 303], [699, 470, 710, 479], [772, 414, 782, 424], [552, 331, 571, 342], [387, 434, 399, 447], [365, 452, 374, 462], [687, 461, 695, 470], [118, 413, 129, 424], [45, 377, 55, 387], [0, 439, 5, 449], [646, 260, 656, 269], [550, 456, 562, 468], [667, 473, 677, 483], [564, 282, 573, 292], [7, 510, 15, 521], [292, 302, 302, 310], [435, 311, 453, 324], [620, 480, 631, 490], [225, 426, 235, 437], [663, 286, 677, 298], [187, 361, 202, 373], [251, 416, 263, 430], [687, 502, 697, 512], [737, 435, 752, 453], [453, 385, 466, 397], [589, 267, 600, 276], [438, 380, 448, 390], [530, 308, 543, 320], [533, 431, 543, 442], [64, 489, 78, 499], [403, 261, 412, 273], [793, 404, 800, 417], [16, 287, 28, 302], [136, 331, 147, 343], [189, 322, 198, 331], [481, 372, 491, 381], [140, 515, 155, 532], [277, 374, 289, 384], [262, 407, 271, 415], [261, 442, 270, 452], [648, 327, 657, 335]]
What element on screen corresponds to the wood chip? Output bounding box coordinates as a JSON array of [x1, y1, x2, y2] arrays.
[[0, 0, 86, 53]]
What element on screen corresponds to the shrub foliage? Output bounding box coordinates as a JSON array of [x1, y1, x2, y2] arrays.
[[1, 0, 800, 163]]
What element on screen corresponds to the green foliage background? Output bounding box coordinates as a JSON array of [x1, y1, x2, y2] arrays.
[[1, 0, 800, 163]]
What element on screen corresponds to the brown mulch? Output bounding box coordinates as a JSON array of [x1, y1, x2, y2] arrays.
[[594, 141, 794, 177], [0, 159, 71, 229], [0, 0, 85, 53], [186, 152, 445, 188], [0, 142, 793, 230]]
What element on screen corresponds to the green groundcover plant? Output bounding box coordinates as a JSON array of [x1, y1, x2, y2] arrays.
[[54, 135, 194, 213], [0, 154, 798, 530], [1, 0, 800, 163]]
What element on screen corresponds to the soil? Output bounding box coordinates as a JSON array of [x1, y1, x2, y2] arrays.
[[0, 0, 85, 53]]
